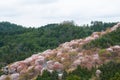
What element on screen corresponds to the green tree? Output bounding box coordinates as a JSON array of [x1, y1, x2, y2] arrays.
[[99, 62, 120, 80], [66, 75, 80, 80], [110, 72, 120, 80], [36, 70, 58, 80]]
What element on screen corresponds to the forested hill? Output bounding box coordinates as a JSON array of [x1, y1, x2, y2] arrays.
[[0, 22, 120, 80], [0, 22, 27, 35], [0, 21, 117, 67]]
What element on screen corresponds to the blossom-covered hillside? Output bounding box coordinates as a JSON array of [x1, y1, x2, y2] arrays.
[[0, 23, 120, 80]]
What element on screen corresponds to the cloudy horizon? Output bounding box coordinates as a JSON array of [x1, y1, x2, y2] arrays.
[[0, 0, 120, 27]]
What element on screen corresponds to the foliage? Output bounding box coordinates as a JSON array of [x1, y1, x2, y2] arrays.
[[0, 21, 117, 72], [0, 70, 3, 77], [98, 49, 106, 55], [36, 70, 58, 80], [68, 66, 95, 80], [35, 62, 120, 80], [83, 27, 120, 49], [66, 75, 81, 80], [35, 66, 95, 80], [99, 61, 120, 80], [90, 21, 117, 31], [110, 72, 120, 80]]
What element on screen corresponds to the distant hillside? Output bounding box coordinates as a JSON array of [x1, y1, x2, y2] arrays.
[[0, 22, 27, 35], [0, 22, 120, 80], [0, 21, 117, 67]]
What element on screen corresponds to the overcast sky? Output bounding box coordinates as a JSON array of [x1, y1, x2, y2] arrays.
[[0, 0, 120, 27]]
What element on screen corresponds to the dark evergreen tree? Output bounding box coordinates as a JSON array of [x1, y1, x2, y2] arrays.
[[99, 62, 120, 80]]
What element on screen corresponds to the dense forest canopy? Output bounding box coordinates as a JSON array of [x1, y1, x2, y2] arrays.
[[0, 21, 117, 67], [83, 27, 120, 49]]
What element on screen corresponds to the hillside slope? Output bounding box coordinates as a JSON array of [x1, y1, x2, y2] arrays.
[[0, 21, 116, 67], [0, 23, 120, 80]]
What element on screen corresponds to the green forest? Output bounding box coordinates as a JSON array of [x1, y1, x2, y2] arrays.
[[83, 26, 120, 49], [36, 61, 120, 80], [0, 21, 120, 80], [0, 21, 116, 67]]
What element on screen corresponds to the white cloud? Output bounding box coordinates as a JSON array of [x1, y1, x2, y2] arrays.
[[0, 0, 120, 27]]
